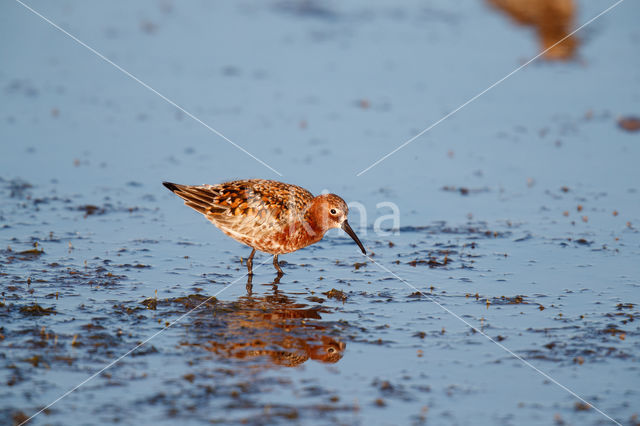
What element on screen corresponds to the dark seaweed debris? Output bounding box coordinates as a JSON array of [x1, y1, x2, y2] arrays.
[[19, 303, 56, 316], [323, 289, 347, 302]]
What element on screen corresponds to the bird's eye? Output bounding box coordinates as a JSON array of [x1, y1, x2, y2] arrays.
[[330, 209, 337, 215], [327, 347, 336, 354]]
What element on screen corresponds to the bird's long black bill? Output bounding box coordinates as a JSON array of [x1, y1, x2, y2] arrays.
[[341, 220, 366, 254]]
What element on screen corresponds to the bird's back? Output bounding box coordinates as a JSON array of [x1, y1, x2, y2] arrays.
[[164, 179, 315, 253]]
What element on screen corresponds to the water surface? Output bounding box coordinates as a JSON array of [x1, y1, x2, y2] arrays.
[[1, 0, 639, 424]]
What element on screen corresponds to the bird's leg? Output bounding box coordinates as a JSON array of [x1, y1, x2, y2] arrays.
[[246, 274, 253, 295], [272, 274, 281, 287], [246, 248, 256, 275], [273, 254, 284, 276]]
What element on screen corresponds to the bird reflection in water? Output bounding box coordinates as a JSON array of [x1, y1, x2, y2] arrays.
[[487, 0, 578, 61], [183, 276, 346, 367]]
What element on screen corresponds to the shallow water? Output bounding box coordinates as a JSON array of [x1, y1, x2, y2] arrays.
[[1, 0, 639, 425]]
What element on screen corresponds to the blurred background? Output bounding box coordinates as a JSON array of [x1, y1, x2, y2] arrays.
[[2, 0, 638, 221]]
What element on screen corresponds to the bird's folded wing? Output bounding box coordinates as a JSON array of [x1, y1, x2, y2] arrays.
[[171, 180, 313, 234]]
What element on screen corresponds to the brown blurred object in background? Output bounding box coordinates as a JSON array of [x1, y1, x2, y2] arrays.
[[618, 116, 640, 132], [487, 0, 578, 60]]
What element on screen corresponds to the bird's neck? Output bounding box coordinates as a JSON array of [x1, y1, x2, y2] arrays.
[[301, 202, 328, 243]]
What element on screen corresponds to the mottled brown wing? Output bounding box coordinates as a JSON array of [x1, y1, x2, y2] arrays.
[[163, 179, 313, 236]]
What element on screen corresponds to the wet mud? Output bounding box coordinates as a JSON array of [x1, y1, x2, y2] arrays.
[[2, 0, 639, 425]]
